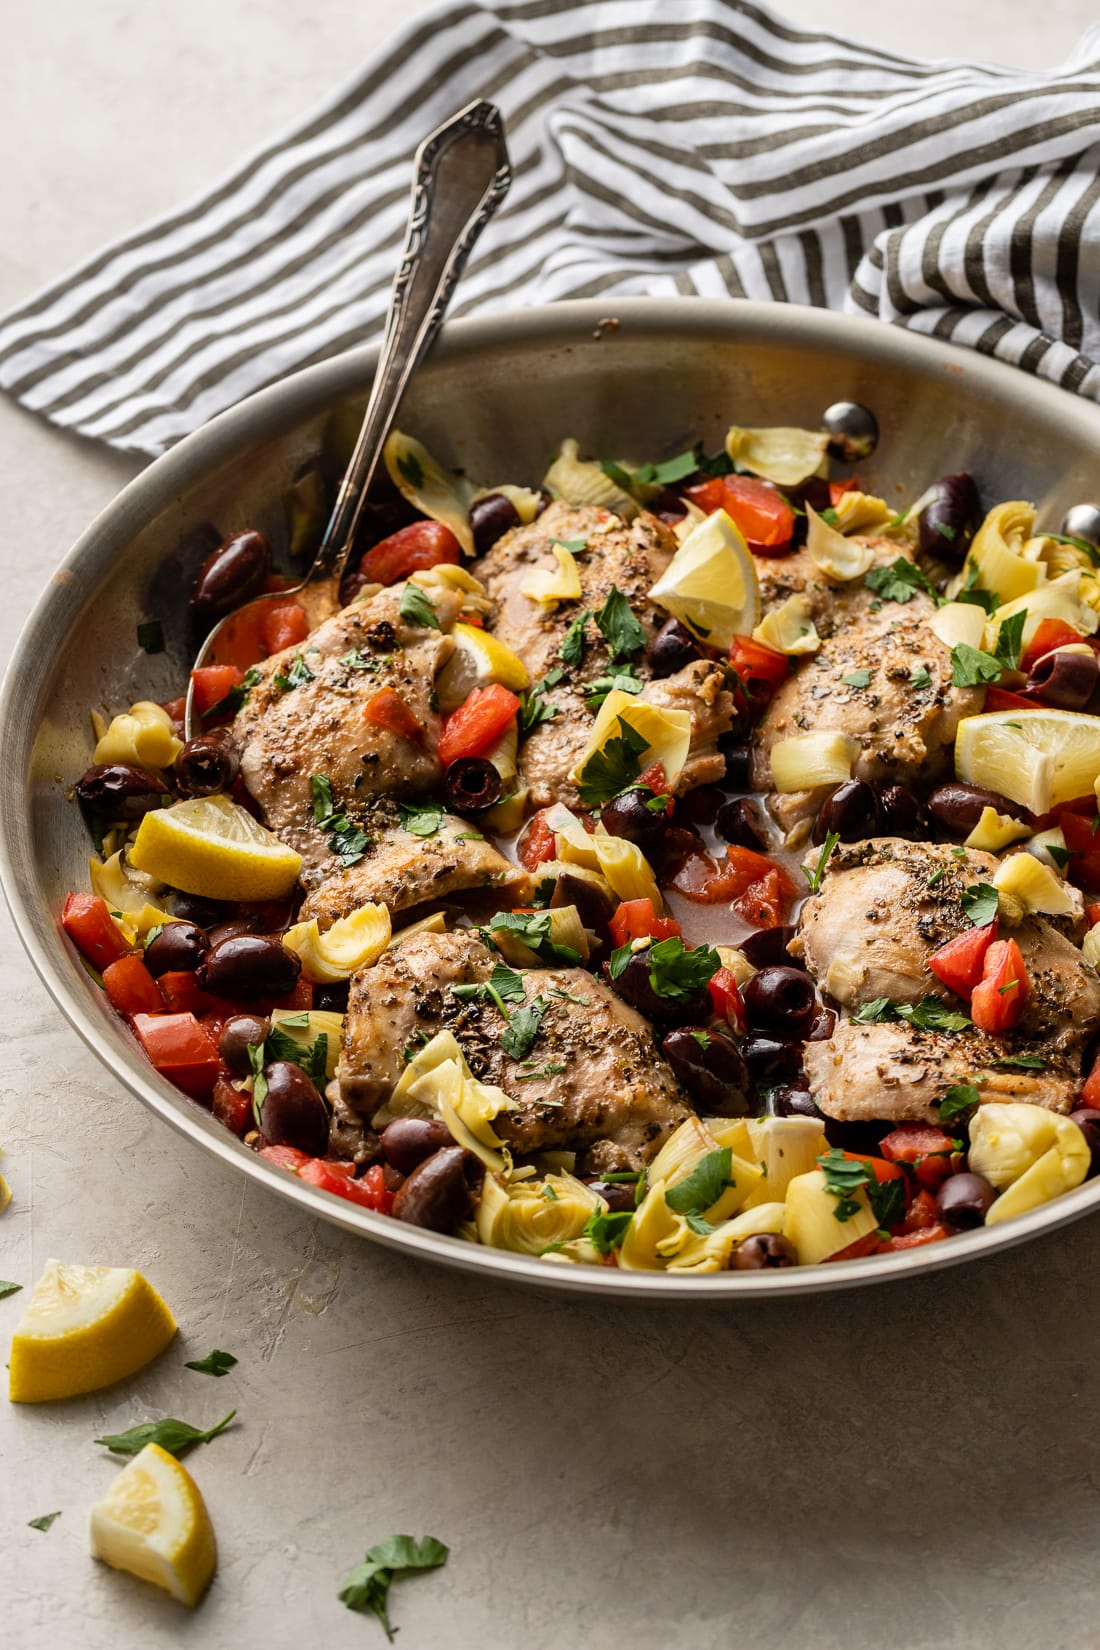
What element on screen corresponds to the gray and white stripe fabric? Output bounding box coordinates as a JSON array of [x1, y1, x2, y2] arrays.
[[3, 0, 1100, 456]]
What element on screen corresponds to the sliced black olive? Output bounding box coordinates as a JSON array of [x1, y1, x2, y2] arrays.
[[443, 758, 503, 814], [175, 731, 240, 797], [661, 1026, 754, 1116], [1026, 647, 1099, 711], [649, 618, 703, 678], [469, 492, 521, 555]]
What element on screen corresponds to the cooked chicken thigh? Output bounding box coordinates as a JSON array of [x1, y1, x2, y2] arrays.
[[339, 928, 693, 1171]]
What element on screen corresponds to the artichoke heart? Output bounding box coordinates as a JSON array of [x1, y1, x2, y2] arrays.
[[740, 1116, 829, 1208], [770, 731, 860, 793], [992, 851, 1078, 918], [282, 903, 392, 983], [1082, 925, 1100, 969], [571, 692, 692, 793], [518, 544, 583, 606], [830, 490, 892, 534], [476, 1171, 605, 1255], [647, 1116, 752, 1225], [490, 903, 590, 966], [927, 601, 986, 652], [383, 429, 477, 555], [983, 570, 1097, 649], [382, 1036, 516, 1170], [666, 1202, 788, 1273], [471, 483, 544, 525], [783, 1168, 878, 1265], [617, 1178, 690, 1271], [591, 825, 662, 910], [805, 506, 875, 582], [752, 593, 821, 655], [89, 851, 164, 917], [270, 1008, 343, 1078], [964, 806, 1033, 852], [386, 911, 448, 950], [542, 438, 638, 518], [951, 501, 1043, 603], [94, 701, 182, 769], [968, 1102, 1090, 1224], [411, 563, 493, 616], [724, 424, 829, 488]]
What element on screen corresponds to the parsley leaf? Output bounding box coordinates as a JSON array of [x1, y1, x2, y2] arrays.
[[841, 669, 872, 688], [340, 648, 382, 673], [500, 997, 549, 1061], [339, 1534, 449, 1641], [951, 644, 1002, 688], [807, 830, 840, 894], [583, 1208, 633, 1255], [0, 1280, 22, 1299], [938, 1083, 981, 1122], [398, 584, 440, 630], [519, 666, 564, 734], [909, 665, 933, 691], [184, 1349, 238, 1378], [396, 451, 424, 490], [452, 961, 528, 1016], [310, 773, 369, 867], [266, 1024, 328, 1084], [817, 1147, 872, 1222], [28, 1512, 61, 1532], [482, 910, 582, 966], [550, 536, 588, 555], [992, 609, 1027, 672], [665, 1147, 734, 1222], [990, 1053, 1047, 1070], [398, 800, 445, 838], [560, 609, 591, 668], [864, 558, 940, 604], [203, 663, 263, 720], [594, 586, 647, 661], [854, 996, 973, 1033], [248, 1042, 268, 1124], [867, 1177, 905, 1230], [644, 937, 721, 1004], [95, 1409, 237, 1460], [136, 619, 164, 654], [629, 449, 699, 486], [961, 882, 1000, 927], [575, 714, 650, 806], [584, 665, 644, 710], [272, 650, 316, 693]]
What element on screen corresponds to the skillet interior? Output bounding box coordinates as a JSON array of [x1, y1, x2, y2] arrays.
[[6, 296, 1100, 1299]]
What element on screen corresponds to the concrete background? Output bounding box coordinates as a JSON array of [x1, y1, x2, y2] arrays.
[[3, 4, 1100, 1647]]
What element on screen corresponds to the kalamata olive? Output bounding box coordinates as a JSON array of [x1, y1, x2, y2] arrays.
[[607, 951, 709, 1024], [533, 488, 552, 518], [584, 1177, 637, 1214], [1069, 1108, 1100, 1175], [258, 1061, 329, 1156], [174, 731, 240, 797], [739, 926, 798, 970], [218, 1014, 270, 1075], [807, 1005, 837, 1042], [314, 980, 351, 1013], [392, 1145, 480, 1232], [661, 1026, 754, 1116], [190, 529, 271, 620], [741, 1037, 804, 1086], [651, 487, 688, 523], [600, 787, 670, 849], [741, 966, 817, 1040], [813, 779, 879, 845], [936, 1171, 996, 1230], [1026, 646, 1100, 711], [731, 1233, 798, 1270], [1061, 503, 1100, 548], [549, 871, 617, 939], [926, 781, 1023, 835], [144, 921, 210, 977], [679, 785, 723, 828], [380, 1117, 454, 1175], [877, 784, 929, 838], [768, 1085, 827, 1122], [443, 757, 503, 815], [208, 915, 264, 946], [715, 797, 768, 850], [172, 891, 231, 929], [469, 492, 521, 555], [821, 401, 879, 463], [339, 565, 376, 607], [74, 763, 166, 821], [918, 473, 982, 562], [649, 618, 703, 678], [719, 740, 752, 789], [196, 934, 301, 1000]]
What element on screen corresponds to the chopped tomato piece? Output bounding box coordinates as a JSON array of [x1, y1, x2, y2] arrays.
[[1057, 810, 1100, 890], [259, 1144, 312, 1172], [61, 892, 132, 971], [102, 954, 164, 1018], [879, 1224, 951, 1251], [983, 686, 1035, 714], [830, 1230, 883, 1262], [880, 1123, 959, 1163], [609, 898, 681, 948], [438, 683, 520, 766], [131, 1011, 219, 1099], [162, 696, 187, 739], [212, 599, 274, 672], [518, 811, 557, 871], [1081, 1050, 1100, 1109], [269, 978, 314, 1013], [734, 868, 791, 929], [259, 601, 309, 655], [927, 920, 998, 998], [1020, 617, 1084, 674], [685, 475, 795, 555], [840, 1151, 905, 1183], [360, 521, 462, 587], [363, 685, 423, 743], [828, 478, 858, 504], [637, 762, 670, 796], [190, 664, 243, 718], [708, 966, 746, 1031], [970, 938, 1029, 1035], [729, 634, 791, 697], [212, 1073, 252, 1136], [902, 1188, 941, 1232], [1087, 903, 1100, 928], [157, 970, 239, 1019], [299, 1158, 394, 1213]]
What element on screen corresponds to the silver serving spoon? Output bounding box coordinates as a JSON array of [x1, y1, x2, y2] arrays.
[[184, 98, 511, 738]]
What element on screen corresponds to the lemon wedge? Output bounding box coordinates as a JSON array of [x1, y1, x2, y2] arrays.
[[9, 1260, 176, 1403], [0, 1171, 10, 1213], [129, 794, 301, 901], [435, 622, 529, 712], [955, 708, 1100, 816], [648, 509, 760, 651], [90, 1443, 216, 1607]]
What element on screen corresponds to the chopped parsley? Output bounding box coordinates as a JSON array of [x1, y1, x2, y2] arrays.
[[339, 1534, 449, 1641], [452, 961, 527, 1016], [203, 663, 263, 720], [184, 1349, 238, 1378], [806, 830, 841, 894], [550, 536, 588, 555], [402, 1029, 431, 1063], [665, 1147, 734, 1234], [594, 586, 647, 660], [992, 609, 1027, 672], [644, 937, 721, 1005], [0, 1280, 22, 1299], [136, 619, 164, 654], [266, 1022, 329, 1085], [310, 773, 369, 867], [938, 1082, 981, 1122], [1045, 531, 1100, 566], [989, 1053, 1047, 1070], [454, 830, 485, 841], [582, 1207, 633, 1255], [926, 867, 945, 889], [961, 882, 1000, 928], [395, 451, 425, 490], [864, 558, 940, 605], [247, 1042, 268, 1123], [840, 669, 872, 688], [817, 1148, 903, 1227], [575, 714, 649, 806], [272, 649, 317, 692], [482, 910, 583, 966], [95, 1409, 237, 1460], [519, 667, 564, 734], [398, 583, 440, 630], [855, 996, 973, 1032], [28, 1512, 61, 1531], [606, 449, 699, 487], [398, 800, 445, 838], [560, 609, 591, 668], [515, 1061, 567, 1081], [950, 643, 1002, 687], [501, 997, 549, 1061], [909, 665, 933, 691], [584, 665, 644, 709], [340, 648, 383, 673]]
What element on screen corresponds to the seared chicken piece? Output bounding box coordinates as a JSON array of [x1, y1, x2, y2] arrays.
[[299, 808, 530, 927], [233, 581, 463, 883], [751, 539, 984, 827], [476, 502, 734, 808], [339, 929, 693, 1171]]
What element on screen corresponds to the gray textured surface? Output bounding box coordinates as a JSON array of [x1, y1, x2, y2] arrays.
[[3, 5, 1100, 1647]]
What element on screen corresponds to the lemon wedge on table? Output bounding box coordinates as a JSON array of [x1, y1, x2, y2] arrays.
[[435, 622, 529, 712], [648, 508, 761, 652], [130, 794, 301, 901], [955, 708, 1100, 817], [90, 1443, 216, 1608], [8, 1260, 176, 1403]]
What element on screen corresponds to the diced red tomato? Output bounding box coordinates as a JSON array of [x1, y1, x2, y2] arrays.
[[102, 954, 164, 1018], [190, 664, 243, 718], [828, 478, 858, 504], [684, 476, 795, 555], [212, 1074, 252, 1136], [970, 938, 1029, 1035], [729, 634, 792, 697], [259, 601, 309, 656], [131, 1011, 219, 1099], [734, 868, 791, 929], [1088, 903, 1100, 928], [1081, 1050, 1100, 1109], [880, 1123, 959, 1163], [299, 1159, 394, 1213], [983, 686, 1035, 714], [363, 685, 423, 743], [360, 521, 462, 587], [61, 892, 132, 971], [518, 811, 557, 872], [157, 971, 238, 1019], [212, 600, 274, 672], [672, 842, 787, 905], [902, 1188, 941, 1232], [840, 1151, 905, 1184], [269, 978, 314, 1013], [438, 683, 520, 766], [637, 762, 671, 798], [609, 898, 681, 948], [1021, 617, 1084, 674], [708, 966, 746, 1031], [1057, 810, 1100, 890], [927, 920, 998, 999], [259, 1144, 312, 1172], [162, 696, 187, 739], [879, 1224, 950, 1251], [830, 1230, 883, 1262]]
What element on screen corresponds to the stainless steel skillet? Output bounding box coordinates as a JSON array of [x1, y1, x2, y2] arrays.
[[5, 297, 1100, 1299]]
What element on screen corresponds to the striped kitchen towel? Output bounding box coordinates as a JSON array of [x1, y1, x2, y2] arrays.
[[3, 0, 1100, 456]]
